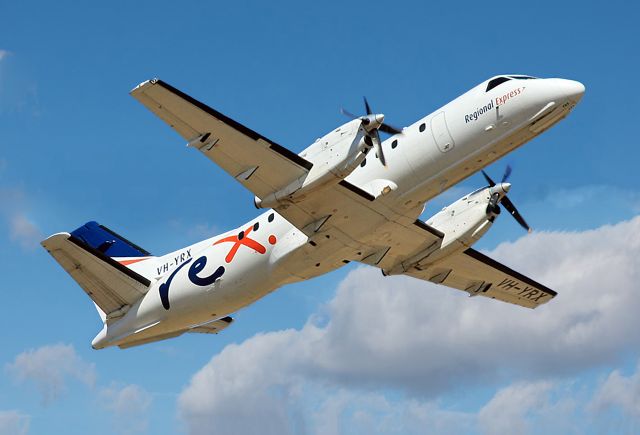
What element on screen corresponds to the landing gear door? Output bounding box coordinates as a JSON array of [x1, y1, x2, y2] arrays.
[[431, 111, 455, 153]]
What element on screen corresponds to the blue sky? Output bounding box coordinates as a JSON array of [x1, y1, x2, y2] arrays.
[[1, 1, 639, 434]]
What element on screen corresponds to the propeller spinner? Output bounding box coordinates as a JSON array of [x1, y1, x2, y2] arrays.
[[481, 166, 532, 233], [341, 97, 402, 166]]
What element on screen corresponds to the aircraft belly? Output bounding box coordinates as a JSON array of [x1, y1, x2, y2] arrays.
[[277, 236, 357, 280]]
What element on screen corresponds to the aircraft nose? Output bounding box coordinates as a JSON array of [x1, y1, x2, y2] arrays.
[[563, 79, 585, 102]]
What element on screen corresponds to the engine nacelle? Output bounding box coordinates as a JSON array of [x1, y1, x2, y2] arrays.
[[255, 119, 370, 208], [385, 186, 501, 276], [425, 186, 498, 252], [300, 118, 370, 181]]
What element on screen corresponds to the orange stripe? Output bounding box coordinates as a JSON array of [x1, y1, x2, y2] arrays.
[[118, 257, 150, 266]]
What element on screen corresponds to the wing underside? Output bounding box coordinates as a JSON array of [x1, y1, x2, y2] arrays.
[[130, 79, 312, 200], [403, 247, 556, 308]]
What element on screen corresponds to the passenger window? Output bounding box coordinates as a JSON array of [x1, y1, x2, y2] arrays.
[[360, 159, 367, 167], [268, 213, 274, 222], [391, 140, 398, 149], [253, 222, 259, 231], [419, 123, 426, 132]]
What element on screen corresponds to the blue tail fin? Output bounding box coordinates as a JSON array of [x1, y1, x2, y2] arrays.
[[70, 221, 151, 258]]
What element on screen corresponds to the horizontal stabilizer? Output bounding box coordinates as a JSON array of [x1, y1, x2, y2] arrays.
[[117, 316, 234, 349], [188, 316, 234, 334], [118, 331, 184, 349], [42, 232, 152, 317]]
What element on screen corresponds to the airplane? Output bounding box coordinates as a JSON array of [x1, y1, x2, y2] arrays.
[[42, 74, 585, 349]]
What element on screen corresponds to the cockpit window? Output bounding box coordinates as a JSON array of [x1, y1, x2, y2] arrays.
[[486, 76, 511, 92], [509, 75, 537, 80]]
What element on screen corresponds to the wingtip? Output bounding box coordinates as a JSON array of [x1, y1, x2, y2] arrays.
[[40, 232, 72, 249], [130, 78, 160, 95]]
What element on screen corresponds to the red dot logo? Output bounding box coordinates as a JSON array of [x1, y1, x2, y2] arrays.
[[213, 227, 278, 263]]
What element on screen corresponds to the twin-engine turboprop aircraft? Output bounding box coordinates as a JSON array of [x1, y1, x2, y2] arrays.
[[42, 75, 584, 349]]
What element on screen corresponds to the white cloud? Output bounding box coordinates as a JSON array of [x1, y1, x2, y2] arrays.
[[0, 410, 29, 435], [0, 186, 42, 250], [0, 50, 8, 62], [544, 185, 640, 212], [187, 222, 219, 240], [478, 381, 553, 435], [100, 383, 152, 434], [9, 213, 42, 250], [590, 362, 640, 418], [307, 391, 477, 435], [5, 343, 96, 404], [178, 329, 305, 435], [178, 215, 640, 433]]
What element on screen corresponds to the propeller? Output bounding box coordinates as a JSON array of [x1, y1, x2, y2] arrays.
[[481, 165, 532, 233], [341, 97, 402, 166]]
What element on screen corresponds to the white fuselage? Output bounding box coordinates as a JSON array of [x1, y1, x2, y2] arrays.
[[94, 76, 584, 348]]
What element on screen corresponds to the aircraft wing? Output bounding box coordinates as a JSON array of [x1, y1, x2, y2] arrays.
[[130, 79, 313, 201], [400, 247, 556, 308]]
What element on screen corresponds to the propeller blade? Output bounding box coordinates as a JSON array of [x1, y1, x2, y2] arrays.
[[501, 165, 512, 183], [500, 196, 531, 232], [340, 107, 359, 120], [379, 122, 403, 135], [363, 96, 373, 115], [481, 170, 496, 187], [373, 130, 387, 166], [342, 98, 399, 166]]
